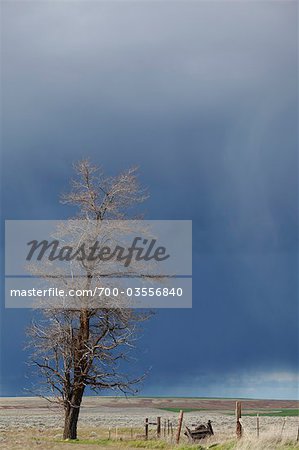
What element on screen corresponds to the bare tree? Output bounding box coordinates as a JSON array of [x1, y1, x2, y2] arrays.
[[27, 160, 151, 440]]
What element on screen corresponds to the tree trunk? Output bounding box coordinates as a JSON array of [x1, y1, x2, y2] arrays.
[[63, 389, 84, 440], [63, 310, 89, 440], [63, 403, 81, 440]]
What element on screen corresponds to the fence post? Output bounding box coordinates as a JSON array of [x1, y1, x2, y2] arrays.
[[157, 416, 161, 438], [176, 410, 184, 444], [256, 414, 259, 438], [145, 418, 149, 440], [280, 418, 286, 439], [236, 401, 242, 439]]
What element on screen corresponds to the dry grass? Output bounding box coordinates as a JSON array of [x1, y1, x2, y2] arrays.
[[1, 398, 298, 449], [1, 426, 299, 450]]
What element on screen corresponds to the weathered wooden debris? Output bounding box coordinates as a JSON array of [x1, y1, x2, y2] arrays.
[[184, 420, 214, 442]]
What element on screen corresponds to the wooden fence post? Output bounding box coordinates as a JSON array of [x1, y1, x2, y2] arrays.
[[296, 422, 299, 442], [176, 410, 184, 444], [236, 401, 242, 439], [256, 414, 259, 438], [280, 418, 286, 439], [145, 418, 149, 440], [157, 416, 161, 438]]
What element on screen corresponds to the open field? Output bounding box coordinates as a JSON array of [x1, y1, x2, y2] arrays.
[[0, 397, 298, 449]]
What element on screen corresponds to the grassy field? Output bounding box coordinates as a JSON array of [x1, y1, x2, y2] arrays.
[[2, 428, 299, 450], [161, 407, 299, 416], [243, 409, 299, 417], [1, 397, 298, 449], [52, 438, 299, 449], [159, 407, 206, 413]]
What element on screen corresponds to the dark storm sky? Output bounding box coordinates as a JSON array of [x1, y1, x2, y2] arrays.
[[1, 1, 298, 399]]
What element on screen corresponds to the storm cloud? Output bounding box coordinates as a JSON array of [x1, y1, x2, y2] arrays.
[[1, 1, 298, 399]]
